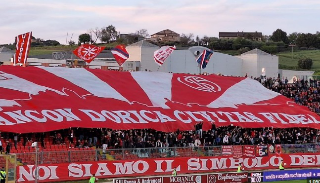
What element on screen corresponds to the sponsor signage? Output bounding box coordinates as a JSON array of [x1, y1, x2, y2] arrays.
[[207, 173, 248, 183], [163, 175, 206, 183], [263, 169, 320, 182], [16, 153, 320, 182], [250, 172, 263, 183]]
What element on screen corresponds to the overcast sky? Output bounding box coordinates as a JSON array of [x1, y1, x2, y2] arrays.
[[0, 0, 319, 45]]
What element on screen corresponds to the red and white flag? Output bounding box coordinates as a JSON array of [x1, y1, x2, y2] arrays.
[[154, 46, 176, 66], [111, 44, 129, 66], [14, 32, 32, 66], [73, 44, 105, 63]]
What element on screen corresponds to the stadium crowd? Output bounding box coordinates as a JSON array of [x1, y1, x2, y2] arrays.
[[1, 76, 320, 152]]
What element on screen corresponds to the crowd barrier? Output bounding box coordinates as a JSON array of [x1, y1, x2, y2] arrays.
[[16, 152, 320, 182], [14, 143, 320, 165]]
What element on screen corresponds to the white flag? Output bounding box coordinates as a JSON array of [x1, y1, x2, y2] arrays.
[[154, 46, 176, 66]]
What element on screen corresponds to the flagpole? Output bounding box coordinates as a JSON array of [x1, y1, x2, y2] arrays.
[[199, 64, 201, 75]]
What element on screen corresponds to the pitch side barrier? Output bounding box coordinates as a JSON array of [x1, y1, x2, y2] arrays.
[[113, 172, 248, 183], [112, 169, 320, 183]]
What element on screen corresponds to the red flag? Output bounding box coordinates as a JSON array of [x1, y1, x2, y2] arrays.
[[14, 32, 32, 66], [73, 44, 105, 63], [111, 44, 129, 66]]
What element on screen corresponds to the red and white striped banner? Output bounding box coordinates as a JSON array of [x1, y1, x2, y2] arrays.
[[14, 32, 32, 65]]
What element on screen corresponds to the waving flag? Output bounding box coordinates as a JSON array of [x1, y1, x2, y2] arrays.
[[111, 44, 129, 66], [14, 32, 32, 66], [196, 49, 213, 69], [154, 46, 176, 66], [73, 44, 105, 63]]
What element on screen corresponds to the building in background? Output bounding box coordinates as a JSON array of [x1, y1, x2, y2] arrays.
[[149, 29, 180, 43], [219, 31, 263, 41], [236, 49, 279, 78]]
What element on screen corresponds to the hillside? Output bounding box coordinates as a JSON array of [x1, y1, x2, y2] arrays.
[[277, 50, 320, 71], [28, 42, 119, 56]]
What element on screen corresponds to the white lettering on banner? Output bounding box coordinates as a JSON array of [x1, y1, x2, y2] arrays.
[[210, 158, 228, 169], [307, 114, 320, 123], [82, 164, 92, 177], [243, 112, 264, 122], [259, 113, 277, 123], [153, 111, 176, 123], [231, 112, 253, 122], [207, 112, 226, 122], [269, 156, 281, 166], [290, 155, 304, 166], [114, 162, 134, 175], [154, 160, 164, 173], [185, 111, 203, 122], [68, 163, 84, 177], [199, 159, 209, 170], [128, 110, 148, 123], [18, 165, 59, 182], [4, 110, 32, 123], [154, 160, 180, 173], [271, 113, 288, 124], [25, 110, 47, 122], [95, 163, 112, 176], [17, 155, 320, 182], [198, 111, 214, 122], [54, 108, 80, 121], [79, 109, 106, 121], [0, 115, 15, 125], [112, 110, 139, 123], [2, 108, 320, 127], [101, 110, 121, 123], [218, 112, 238, 122], [174, 110, 192, 123], [17, 34, 26, 63], [41, 110, 63, 122], [132, 160, 149, 173], [139, 110, 160, 122], [255, 157, 269, 167]]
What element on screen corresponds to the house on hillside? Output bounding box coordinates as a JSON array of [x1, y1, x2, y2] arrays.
[[219, 31, 263, 41], [150, 29, 180, 43]]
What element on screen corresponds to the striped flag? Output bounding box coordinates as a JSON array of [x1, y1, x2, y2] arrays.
[[154, 46, 176, 66], [196, 49, 213, 69], [14, 32, 32, 66], [111, 44, 129, 66]]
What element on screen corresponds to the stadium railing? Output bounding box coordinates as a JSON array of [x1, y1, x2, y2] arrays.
[[14, 143, 320, 165]]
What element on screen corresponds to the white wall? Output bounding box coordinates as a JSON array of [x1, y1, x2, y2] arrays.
[[146, 50, 242, 76], [279, 70, 314, 83], [0, 52, 13, 62], [257, 54, 279, 78], [237, 54, 258, 77], [126, 46, 142, 61], [140, 47, 161, 71]]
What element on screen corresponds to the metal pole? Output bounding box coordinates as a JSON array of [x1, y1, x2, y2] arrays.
[[199, 64, 202, 75], [35, 143, 38, 183]]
